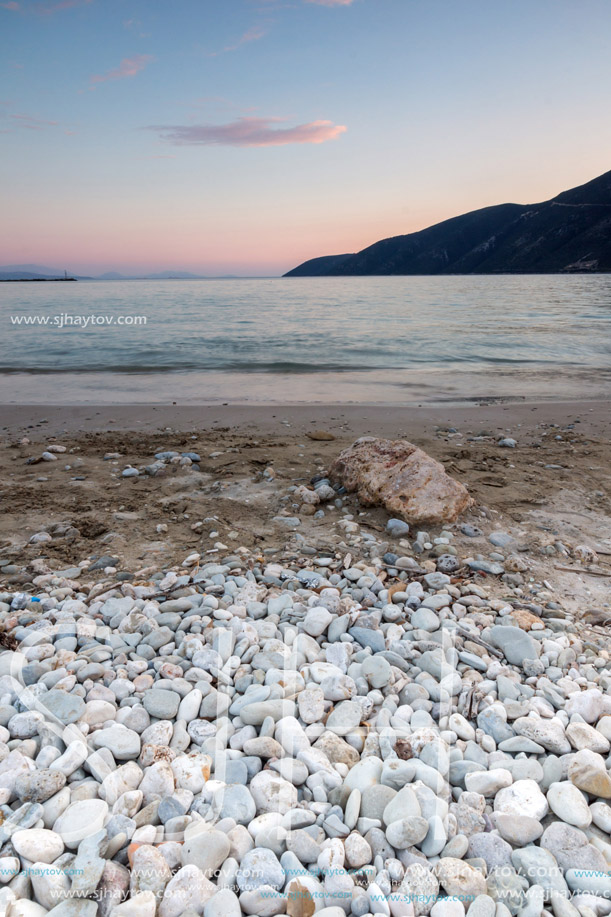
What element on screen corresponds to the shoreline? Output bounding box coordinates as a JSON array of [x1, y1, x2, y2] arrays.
[[1, 398, 609, 439], [2, 365, 610, 409]]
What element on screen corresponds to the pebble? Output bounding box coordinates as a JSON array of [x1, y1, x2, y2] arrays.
[[488, 625, 539, 666], [11, 828, 64, 863], [53, 799, 109, 849], [0, 496, 609, 917], [547, 781, 592, 828]]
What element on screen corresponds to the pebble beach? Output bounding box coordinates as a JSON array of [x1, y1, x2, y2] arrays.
[[0, 400, 610, 917]]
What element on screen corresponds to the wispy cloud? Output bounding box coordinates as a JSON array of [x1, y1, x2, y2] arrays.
[[38, 0, 92, 14], [90, 54, 153, 87], [208, 25, 267, 56], [1, 2, 20, 11], [1, 98, 67, 131], [147, 116, 347, 148], [305, 0, 356, 5], [11, 113, 59, 127]]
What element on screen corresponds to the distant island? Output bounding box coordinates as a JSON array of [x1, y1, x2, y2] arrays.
[[0, 265, 243, 281], [285, 169, 611, 276]]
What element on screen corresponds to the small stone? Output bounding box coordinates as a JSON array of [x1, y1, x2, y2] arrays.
[[513, 716, 571, 755], [40, 690, 85, 725], [237, 848, 285, 892], [12, 828, 64, 863], [467, 834, 512, 871], [540, 822, 607, 873], [411, 608, 441, 632], [159, 865, 217, 917], [361, 655, 391, 689], [488, 626, 539, 666], [239, 886, 286, 916], [494, 779, 548, 821], [547, 781, 592, 829], [216, 785, 256, 825], [249, 770, 298, 815], [568, 749, 611, 798], [400, 863, 440, 917], [465, 896, 495, 917], [110, 891, 157, 917], [15, 770, 66, 803], [566, 721, 610, 754], [298, 685, 325, 724], [494, 813, 543, 847], [385, 817, 429, 848], [203, 888, 242, 917], [181, 828, 230, 876], [565, 689, 604, 723], [307, 430, 336, 441], [303, 606, 333, 637], [387, 519, 410, 537], [143, 690, 181, 719], [464, 769, 512, 797], [53, 799, 109, 849], [92, 725, 141, 760], [434, 858, 487, 903], [344, 832, 372, 869]]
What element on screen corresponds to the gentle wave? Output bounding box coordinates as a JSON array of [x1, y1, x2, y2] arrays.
[[1, 275, 610, 403], [0, 357, 591, 374]]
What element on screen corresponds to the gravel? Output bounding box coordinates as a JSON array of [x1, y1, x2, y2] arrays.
[[1, 501, 611, 917]]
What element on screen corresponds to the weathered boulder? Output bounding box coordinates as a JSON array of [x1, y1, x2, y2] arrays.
[[328, 437, 473, 525]]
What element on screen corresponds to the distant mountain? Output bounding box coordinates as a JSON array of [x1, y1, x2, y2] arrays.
[[0, 271, 64, 280], [0, 264, 90, 280], [0, 265, 211, 281], [0, 263, 67, 276], [0, 263, 257, 281], [285, 169, 611, 276]]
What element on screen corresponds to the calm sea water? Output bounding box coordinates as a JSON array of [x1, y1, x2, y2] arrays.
[[1, 275, 610, 404]]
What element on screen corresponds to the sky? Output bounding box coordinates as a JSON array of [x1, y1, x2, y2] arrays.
[[1, 0, 610, 276]]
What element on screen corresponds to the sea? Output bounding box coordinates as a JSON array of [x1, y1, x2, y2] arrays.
[[1, 275, 610, 404]]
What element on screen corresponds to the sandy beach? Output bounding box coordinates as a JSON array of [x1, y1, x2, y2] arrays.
[[2, 399, 610, 616]]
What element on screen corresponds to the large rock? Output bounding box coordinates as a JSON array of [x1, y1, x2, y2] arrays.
[[328, 437, 473, 525]]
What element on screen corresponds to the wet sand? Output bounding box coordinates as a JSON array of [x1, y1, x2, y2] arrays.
[[0, 399, 609, 440]]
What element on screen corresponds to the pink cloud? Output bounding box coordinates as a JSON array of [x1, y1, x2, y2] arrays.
[[90, 54, 153, 86], [208, 25, 267, 56], [305, 0, 355, 5], [1, 2, 20, 10], [147, 116, 347, 148]]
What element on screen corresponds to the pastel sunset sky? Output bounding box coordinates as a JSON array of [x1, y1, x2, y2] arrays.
[[1, 0, 610, 275]]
